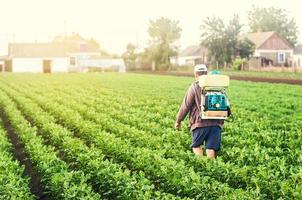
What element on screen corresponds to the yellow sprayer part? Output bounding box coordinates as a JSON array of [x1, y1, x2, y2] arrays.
[[198, 75, 230, 87]]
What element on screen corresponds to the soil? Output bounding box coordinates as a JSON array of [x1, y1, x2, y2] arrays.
[[134, 71, 302, 85], [0, 110, 48, 200], [228, 75, 302, 85]]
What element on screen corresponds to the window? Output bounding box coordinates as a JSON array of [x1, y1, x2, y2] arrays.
[[277, 52, 285, 63]]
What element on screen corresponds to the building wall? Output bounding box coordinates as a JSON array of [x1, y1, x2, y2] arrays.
[[254, 49, 293, 57], [51, 57, 69, 72], [177, 56, 205, 66], [170, 57, 178, 65], [77, 58, 126, 72], [254, 49, 293, 66], [11, 57, 69, 72], [12, 58, 42, 72], [259, 33, 293, 50], [293, 55, 302, 67]]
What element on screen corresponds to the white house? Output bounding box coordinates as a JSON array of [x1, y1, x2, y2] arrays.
[[171, 45, 209, 66], [0, 42, 125, 73], [1, 42, 83, 72]]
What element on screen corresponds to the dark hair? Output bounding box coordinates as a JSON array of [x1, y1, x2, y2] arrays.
[[195, 71, 207, 76]]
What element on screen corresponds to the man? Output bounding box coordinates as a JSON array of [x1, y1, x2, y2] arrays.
[[174, 64, 230, 159]]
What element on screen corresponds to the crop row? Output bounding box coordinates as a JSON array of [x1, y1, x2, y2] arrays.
[[0, 119, 34, 199], [18, 80, 289, 163], [29, 78, 301, 152], [0, 78, 257, 199], [0, 85, 182, 199], [0, 91, 100, 199], [1, 73, 302, 199], [11, 80, 258, 192], [19, 79, 302, 174], [3, 76, 300, 199]]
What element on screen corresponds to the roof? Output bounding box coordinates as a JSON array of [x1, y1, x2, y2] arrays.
[[179, 45, 208, 57], [8, 42, 100, 58], [294, 44, 302, 55], [239, 31, 275, 48]]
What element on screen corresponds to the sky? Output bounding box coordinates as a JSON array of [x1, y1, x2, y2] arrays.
[[0, 0, 302, 55]]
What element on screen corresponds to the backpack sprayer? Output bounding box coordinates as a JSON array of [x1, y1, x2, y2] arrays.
[[198, 71, 230, 119]]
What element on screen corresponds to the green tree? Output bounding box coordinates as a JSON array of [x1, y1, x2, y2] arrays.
[[201, 17, 226, 66], [147, 17, 182, 70], [237, 38, 255, 59], [122, 43, 137, 70], [225, 14, 242, 63], [201, 15, 242, 66], [135, 48, 153, 70], [248, 6, 298, 46]]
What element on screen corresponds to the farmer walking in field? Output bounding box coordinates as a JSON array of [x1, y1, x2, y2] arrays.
[[175, 64, 231, 159]]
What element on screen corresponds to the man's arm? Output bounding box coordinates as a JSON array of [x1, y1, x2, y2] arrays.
[[175, 84, 195, 129]]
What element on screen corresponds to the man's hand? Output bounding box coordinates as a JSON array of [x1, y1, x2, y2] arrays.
[[174, 122, 181, 130]]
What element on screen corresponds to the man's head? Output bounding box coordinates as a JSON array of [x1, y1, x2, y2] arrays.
[[194, 64, 208, 80]]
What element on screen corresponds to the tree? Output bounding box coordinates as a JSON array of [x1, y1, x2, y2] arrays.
[[201, 15, 242, 66], [122, 43, 137, 70], [89, 37, 100, 49], [53, 32, 101, 50], [248, 6, 298, 46], [237, 38, 255, 59], [225, 14, 242, 63], [147, 17, 182, 70], [53, 32, 83, 43], [136, 48, 153, 70], [201, 17, 226, 66]]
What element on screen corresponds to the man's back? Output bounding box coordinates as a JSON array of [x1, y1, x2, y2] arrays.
[[176, 81, 224, 131]]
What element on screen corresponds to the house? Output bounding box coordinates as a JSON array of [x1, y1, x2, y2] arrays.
[[172, 32, 298, 69], [171, 45, 209, 66], [73, 57, 125, 72], [240, 31, 294, 67], [0, 42, 125, 73], [0, 42, 100, 73]]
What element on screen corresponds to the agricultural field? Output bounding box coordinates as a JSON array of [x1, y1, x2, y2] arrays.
[[220, 70, 302, 80], [0, 72, 301, 199], [173, 68, 302, 80]]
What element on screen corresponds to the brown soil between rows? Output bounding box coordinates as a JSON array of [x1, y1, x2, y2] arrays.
[[0, 109, 48, 200], [133, 71, 302, 85]]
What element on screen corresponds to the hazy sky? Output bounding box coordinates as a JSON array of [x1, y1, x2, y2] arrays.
[[0, 0, 302, 55]]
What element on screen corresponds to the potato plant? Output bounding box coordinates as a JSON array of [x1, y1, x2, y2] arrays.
[[0, 120, 34, 199], [0, 73, 301, 199]]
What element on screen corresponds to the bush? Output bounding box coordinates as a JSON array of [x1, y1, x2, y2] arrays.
[[232, 58, 248, 70]]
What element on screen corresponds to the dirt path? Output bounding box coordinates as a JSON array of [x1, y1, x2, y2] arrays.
[[133, 71, 302, 85], [228, 75, 302, 85], [0, 110, 48, 200]]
